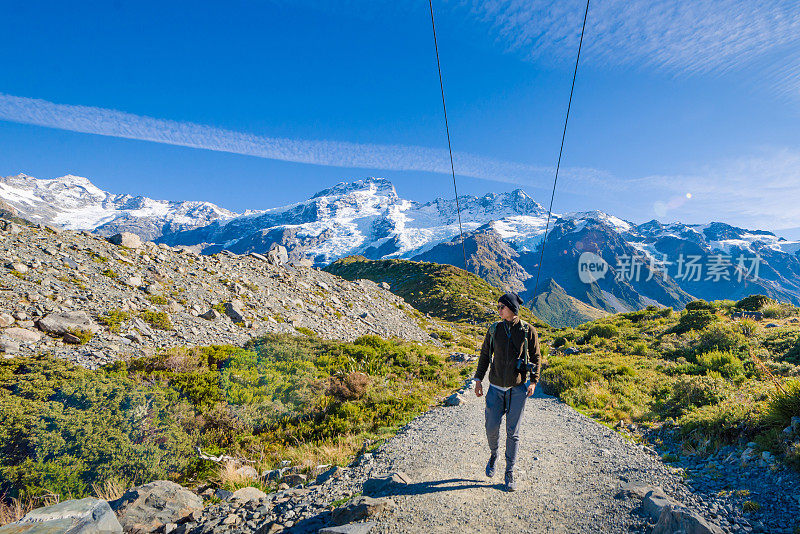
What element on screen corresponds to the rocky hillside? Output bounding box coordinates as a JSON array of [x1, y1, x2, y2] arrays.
[[0, 221, 435, 368]]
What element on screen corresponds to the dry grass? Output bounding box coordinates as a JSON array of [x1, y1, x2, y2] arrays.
[[91, 477, 127, 502], [217, 460, 259, 490], [0, 493, 59, 526]]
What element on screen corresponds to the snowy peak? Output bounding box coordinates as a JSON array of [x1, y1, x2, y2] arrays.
[[311, 177, 398, 200], [0, 173, 238, 240]]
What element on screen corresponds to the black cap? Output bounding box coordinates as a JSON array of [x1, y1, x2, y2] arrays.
[[499, 292, 523, 315]]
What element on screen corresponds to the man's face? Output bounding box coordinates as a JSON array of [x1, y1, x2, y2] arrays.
[[497, 302, 516, 321]]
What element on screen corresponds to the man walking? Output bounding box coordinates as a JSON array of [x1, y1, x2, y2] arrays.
[[474, 292, 541, 491]]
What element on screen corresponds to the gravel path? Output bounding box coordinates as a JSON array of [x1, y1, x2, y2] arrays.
[[366, 385, 701, 534]]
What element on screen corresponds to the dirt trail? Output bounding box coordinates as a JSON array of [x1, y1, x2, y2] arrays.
[[368, 386, 695, 533]]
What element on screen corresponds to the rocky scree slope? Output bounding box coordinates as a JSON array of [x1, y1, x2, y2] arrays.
[[0, 222, 434, 368]]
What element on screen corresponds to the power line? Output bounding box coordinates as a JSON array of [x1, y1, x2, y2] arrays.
[[531, 0, 591, 302], [428, 0, 469, 273]]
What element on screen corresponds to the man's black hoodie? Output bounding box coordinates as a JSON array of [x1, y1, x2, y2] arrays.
[[474, 317, 541, 387]]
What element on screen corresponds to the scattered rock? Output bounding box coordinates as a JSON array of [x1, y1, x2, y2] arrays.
[[315, 466, 345, 486], [266, 244, 288, 265], [282, 473, 307, 487], [2, 326, 41, 343]]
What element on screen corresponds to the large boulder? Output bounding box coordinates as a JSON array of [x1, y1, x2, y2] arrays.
[[3, 326, 42, 343], [641, 487, 673, 522], [0, 497, 122, 534], [108, 232, 143, 249], [266, 244, 288, 265], [231, 486, 266, 502], [110, 480, 203, 534], [330, 496, 394, 526], [653, 504, 725, 534], [224, 300, 246, 323], [362, 472, 411, 496], [36, 310, 100, 336]]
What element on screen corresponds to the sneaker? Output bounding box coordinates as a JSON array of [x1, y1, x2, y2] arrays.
[[504, 470, 516, 491], [485, 454, 497, 478]]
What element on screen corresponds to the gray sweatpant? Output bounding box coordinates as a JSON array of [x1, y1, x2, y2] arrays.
[[485, 382, 528, 473]]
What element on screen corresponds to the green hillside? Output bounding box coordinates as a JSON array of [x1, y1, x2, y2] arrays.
[[541, 296, 800, 470], [527, 279, 609, 328], [324, 255, 547, 328]]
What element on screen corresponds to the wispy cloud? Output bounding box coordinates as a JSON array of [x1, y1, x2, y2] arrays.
[[0, 92, 609, 193], [616, 148, 800, 231], [461, 0, 800, 98]]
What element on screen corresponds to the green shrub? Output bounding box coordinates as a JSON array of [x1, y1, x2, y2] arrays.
[[540, 360, 600, 397], [586, 324, 618, 339], [735, 295, 774, 311], [295, 327, 316, 337], [734, 319, 758, 336], [0, 357, 194, 501], [66, 328, 93, 345], [436, 331, 454, 341], [140, 311, 173, 330], [661, 374, 729, 417], [764, 379, 800, 430], [147, 295, 168, 305], [98, 309, 130, 333], [686, 300, 714, 311], [763, 304, 796, 319], [672, 309, 718, 334], [697, 350, 744, 379], [696, 324, 746, 353], [101, 268, 118, 279]]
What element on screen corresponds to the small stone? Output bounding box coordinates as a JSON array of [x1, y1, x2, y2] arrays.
[[0, 312, 15, 327], [200, 309, 222, 320], [232, 486, 267, 502]]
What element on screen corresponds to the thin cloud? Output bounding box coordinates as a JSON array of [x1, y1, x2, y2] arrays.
[[0, 92, 609, 195], [623, 148, 800, 231], [461, 0, 800, 98]]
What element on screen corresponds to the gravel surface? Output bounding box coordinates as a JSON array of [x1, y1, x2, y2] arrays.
[[366, 385, 704, 534]]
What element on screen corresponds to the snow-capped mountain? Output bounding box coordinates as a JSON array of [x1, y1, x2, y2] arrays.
[[158, 176, 552, 263], [7, 172, 800, 319], [0, 174, 238, 240]]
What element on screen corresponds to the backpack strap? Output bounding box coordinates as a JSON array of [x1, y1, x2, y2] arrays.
[[488, 321, 499, 353], [521, 320, 530, 368]]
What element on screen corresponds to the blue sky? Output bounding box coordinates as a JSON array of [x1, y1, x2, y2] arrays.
[[1, 1, 800, 236]]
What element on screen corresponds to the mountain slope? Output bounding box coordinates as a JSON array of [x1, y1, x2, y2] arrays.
[[527, 278, 609, 328], [324, 255, 547, 328]]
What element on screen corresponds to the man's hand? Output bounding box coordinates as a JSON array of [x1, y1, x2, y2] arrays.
[[474, 379, 483, 397], [527, 382, 536, 397]]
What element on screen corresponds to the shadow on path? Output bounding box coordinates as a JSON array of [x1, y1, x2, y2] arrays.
[[381, 477, 504, 496]]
